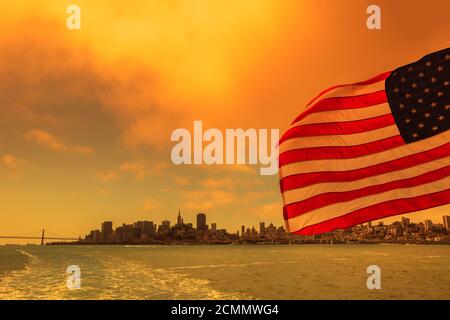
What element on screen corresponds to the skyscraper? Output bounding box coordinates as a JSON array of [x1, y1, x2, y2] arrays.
[[401, 217, 410, 228], [134, 220, 154, 235], [197, 213, 206, 231], [259, 222, 265, 235], [101, 221, 113, 241], [241, 225, 245, 238], [90, 230, 101, 242], [177, 209, 183, 226], [158, 220, 171, 234], [443, 216, 450, 231], [211, 223, 217, 233], [424, 219, 433, 231]]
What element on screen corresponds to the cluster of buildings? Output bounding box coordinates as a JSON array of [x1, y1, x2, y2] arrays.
[[82, 210, 290, 244], [317, 215, 450, 244], [79, 212, 450, 245]]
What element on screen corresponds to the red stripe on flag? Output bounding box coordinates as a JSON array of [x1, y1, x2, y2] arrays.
[[291, 189, 450, 235], [292, 90, 388, 124], [305, 71, 391, 107], [280, 114, 395, 144], [280, 143, 450, 192], [283, 165, 450, 219], [279, 135, 404, 166]]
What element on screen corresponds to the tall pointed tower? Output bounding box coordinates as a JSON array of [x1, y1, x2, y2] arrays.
[[177, 209, 183, 226]]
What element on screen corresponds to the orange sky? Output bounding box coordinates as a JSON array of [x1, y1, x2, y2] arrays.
[[0, 0, 449, 243]]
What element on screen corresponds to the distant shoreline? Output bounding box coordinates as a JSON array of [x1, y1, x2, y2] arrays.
[[2, 242, 450, 246], [45, 240, 450, 246]]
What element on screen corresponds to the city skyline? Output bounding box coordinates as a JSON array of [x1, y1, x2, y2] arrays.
[[19, 209, 436, 246], [80, 211, 450, 236], [77, 211, 450, 245], [83, 210, 285, 239], [2, 207, 450, 245]]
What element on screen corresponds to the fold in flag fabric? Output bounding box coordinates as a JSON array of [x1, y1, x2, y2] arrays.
[[279, 48, 450, 235]]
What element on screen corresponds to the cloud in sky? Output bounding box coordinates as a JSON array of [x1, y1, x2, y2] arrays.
[[248, 201, 283, 221], [96, 170, 119, 182], [200, 175, 266, 190], [96, 160, 170, 182], [183, 190, 238, 211], [2, 154, 27, 178], [168, 174, 190, 186], [143, 198, 161, 212], [201, 177, 236, 189], [120, 160, 169, 180], [24, 129, 95, 155]]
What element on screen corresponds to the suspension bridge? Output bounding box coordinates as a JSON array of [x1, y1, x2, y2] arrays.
[[0, 229, 79, 245]]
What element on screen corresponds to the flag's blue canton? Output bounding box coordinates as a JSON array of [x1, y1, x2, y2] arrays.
[[386, 48, 449, 143]]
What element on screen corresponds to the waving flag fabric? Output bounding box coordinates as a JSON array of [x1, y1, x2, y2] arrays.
[[279, 48, 450, 235]]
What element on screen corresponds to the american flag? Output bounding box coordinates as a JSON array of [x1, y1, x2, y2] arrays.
[[279, 48, 450, 235]]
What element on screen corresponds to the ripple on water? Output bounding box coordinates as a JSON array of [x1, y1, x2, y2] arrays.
[[95, 257, 251, 300]]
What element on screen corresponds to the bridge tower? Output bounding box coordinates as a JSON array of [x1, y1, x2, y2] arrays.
[[41, 229, 45, 245]]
